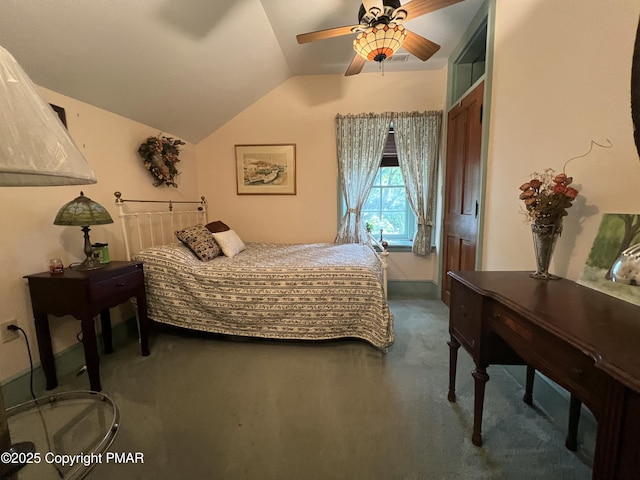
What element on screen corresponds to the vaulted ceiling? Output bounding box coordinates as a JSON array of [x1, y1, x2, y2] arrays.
[[0, 0, 484, 143]]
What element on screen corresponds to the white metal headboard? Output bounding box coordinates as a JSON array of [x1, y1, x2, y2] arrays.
[[114, 191, 207, 260]]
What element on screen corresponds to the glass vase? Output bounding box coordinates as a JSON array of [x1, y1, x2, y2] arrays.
[[530, 221, 562, 279]]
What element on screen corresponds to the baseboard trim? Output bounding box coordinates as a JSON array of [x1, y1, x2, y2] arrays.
[[502, 365, 596, 458], [388, 280, 438, 298], [2, 317, 139, 407]]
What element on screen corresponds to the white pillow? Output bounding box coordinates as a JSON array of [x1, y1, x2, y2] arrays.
[[211, 229, 246, 257]]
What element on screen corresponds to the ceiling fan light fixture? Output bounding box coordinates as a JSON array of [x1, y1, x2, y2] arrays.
[[353, 22, 406, 63]]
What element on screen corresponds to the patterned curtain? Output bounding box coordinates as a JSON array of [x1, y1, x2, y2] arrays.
[[335, 112, 392, 244], [394, 110, 442, 256]]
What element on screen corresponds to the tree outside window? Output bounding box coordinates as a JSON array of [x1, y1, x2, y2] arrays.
[[361, 166, 415, 242]]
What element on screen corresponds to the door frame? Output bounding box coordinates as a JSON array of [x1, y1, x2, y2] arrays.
[[437, 0, 496, 296]]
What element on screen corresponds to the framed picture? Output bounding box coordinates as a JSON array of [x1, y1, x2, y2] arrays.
[[578, 213, 640, 306], [235, 144, 296, 195]]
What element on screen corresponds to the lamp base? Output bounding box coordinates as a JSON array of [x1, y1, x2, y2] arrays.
[[74, 226, 106, 271], [74, 255, 106, 271]]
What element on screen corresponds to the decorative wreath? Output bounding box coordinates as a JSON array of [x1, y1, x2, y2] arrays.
[[137, 135, 185, 187]]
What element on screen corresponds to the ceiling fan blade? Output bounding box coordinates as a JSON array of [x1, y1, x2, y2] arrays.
[[401, 0, 464, 21], [296, 25, 359, 44], [345, 54, 366, 76], [403, 30, 440, 61]]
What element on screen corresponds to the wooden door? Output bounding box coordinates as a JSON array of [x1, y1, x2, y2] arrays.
[[441, 82, 484, 306]]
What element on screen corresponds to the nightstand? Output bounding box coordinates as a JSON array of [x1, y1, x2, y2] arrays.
[[24, 261, 150, 392]]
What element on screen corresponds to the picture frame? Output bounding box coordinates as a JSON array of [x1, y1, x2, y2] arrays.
[[235, 144, 296, 195], [578, 213, 640, 306]]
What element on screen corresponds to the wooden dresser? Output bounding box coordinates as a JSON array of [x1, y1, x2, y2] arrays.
[[447, 271, 640, 480]]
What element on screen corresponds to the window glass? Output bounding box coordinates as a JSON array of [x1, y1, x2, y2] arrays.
[[361, 166, 415, 241]]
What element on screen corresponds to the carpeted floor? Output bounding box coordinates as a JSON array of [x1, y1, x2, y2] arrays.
[[49, 296, 592, 479]]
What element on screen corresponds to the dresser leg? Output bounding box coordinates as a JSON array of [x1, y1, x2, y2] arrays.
[[472, 367, 490, 447], [33, 313, 57, 390], [100, 309, 113, 354], [81, 317, 101, 392], [524, 365, 535, 405], [448, 337, 460, 402], [135, 291, 150, 356], [565, 394, 581, 451]]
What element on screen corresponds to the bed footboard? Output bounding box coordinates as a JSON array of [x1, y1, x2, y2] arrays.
[[367, 233, 389, 299]]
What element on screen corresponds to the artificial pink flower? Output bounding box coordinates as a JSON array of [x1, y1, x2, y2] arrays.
[[553, 173, 567, 184], [565, 187, 579, 199], [519, 190, 535, 199], [553, 183, 567, 194]]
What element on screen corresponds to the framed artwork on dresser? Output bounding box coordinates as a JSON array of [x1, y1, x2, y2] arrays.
[[578, 213, 640, 306]]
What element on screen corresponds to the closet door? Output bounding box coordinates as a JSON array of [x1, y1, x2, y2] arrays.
[[441, 81, 483, 306]]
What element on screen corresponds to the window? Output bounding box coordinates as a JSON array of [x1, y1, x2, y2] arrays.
[[336, 112, 440, 253], [359, 128, 416, 245], [361, 167, 415, 243]]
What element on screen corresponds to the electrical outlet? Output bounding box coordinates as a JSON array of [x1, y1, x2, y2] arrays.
[[1, 320, 19, 343]]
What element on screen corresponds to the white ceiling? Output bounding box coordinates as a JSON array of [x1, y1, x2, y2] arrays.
[[0, 0, 484, 143]]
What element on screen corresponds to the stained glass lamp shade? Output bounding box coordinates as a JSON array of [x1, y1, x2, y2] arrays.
[[54, 192, 114, 270], [353, 22, 407, 63]]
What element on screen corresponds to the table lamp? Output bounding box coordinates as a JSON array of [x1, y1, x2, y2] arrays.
[[0, 44, 97, 476], [54, 192, 114, 270]]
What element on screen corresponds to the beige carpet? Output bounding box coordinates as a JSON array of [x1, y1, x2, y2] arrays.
[[50, 296, 592, 479]]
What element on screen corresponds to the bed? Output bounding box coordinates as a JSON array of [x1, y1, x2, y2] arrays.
[[114, 192, 394, 351]]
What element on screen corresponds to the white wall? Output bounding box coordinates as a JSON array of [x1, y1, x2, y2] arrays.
[[195, 70, 448, 282], [0, 87, 199, 381], [484, 0, 640, 280]]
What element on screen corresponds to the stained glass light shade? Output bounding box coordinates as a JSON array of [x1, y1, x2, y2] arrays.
[[353, 22, 407, 63], [54, 192, 113, 270]]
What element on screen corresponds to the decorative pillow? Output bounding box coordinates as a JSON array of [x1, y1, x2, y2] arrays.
[[211, 229, 246, 257], [205, 220, 231, 233], [175, 224, 221, 261]]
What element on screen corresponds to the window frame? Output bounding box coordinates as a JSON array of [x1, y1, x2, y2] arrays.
[[361, 166, 416, 244]]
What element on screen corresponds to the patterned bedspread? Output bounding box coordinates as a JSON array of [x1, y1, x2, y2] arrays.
[[133, 242, 394, 350]]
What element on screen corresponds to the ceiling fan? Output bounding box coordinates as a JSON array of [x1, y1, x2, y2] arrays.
[[296, 0, 464, 76]]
